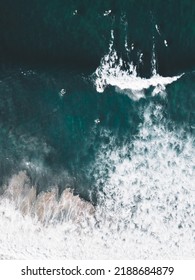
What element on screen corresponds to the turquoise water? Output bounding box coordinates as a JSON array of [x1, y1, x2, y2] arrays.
[[0, 1, 194, 259], [0, 65, 194, 201]]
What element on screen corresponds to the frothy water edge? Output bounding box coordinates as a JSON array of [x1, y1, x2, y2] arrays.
[[0, 104, 194, 259]]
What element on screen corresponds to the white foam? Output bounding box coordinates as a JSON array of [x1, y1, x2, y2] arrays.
[[94, 31, 183, 100], [103, 10, 111, 16], [164, 39, 168, 47], [92, 104, 195, 258], [59, 88, 66, 97], [73, 10, 77, 16], [94, 119, 100, 124], [0, 105, 194, 259], [155, 24, 161, 35]]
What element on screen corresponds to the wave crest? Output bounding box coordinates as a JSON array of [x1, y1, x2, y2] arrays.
[[93, 31, 183, 100]]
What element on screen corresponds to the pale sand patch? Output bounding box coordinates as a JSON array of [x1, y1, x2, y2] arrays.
[[2, 171, 94, 224]]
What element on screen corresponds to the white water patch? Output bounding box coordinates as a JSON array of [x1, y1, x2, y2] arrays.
[[59, 88, 66, 97], [103, 10, 111, 16], [92, 104, 195, 258], [94, 31, 182, 100], [94, 118, 100, 124], [73, 10, 77, 16], [0, 105, 194, 259], [164, 40, 168, 47], [155, 24, 161, 35]]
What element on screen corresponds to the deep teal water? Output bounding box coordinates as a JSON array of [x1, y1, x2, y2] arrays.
[[1, 1, 195, 261], [0, 64, 194, 201], [0, 0, 195, 75], [0, 1, 194, 203]]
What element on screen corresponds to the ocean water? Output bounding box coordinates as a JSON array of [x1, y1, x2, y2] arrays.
[[0, 1, 195, 259]]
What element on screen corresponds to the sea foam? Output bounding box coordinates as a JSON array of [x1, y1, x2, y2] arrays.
[[0, 104, 194, 259], [94, 30, 183, 100]]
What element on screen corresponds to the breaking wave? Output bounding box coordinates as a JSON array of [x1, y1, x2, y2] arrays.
[[94, 30, 183, 100]]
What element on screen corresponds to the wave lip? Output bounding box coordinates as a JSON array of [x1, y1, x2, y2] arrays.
[[94, 31, 183, 100], [98, 72, 182, 101]]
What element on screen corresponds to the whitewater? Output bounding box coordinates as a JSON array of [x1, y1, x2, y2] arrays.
[[0, 31, 194, 260], [0, 102, 194, 259]]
